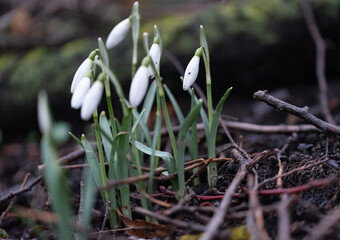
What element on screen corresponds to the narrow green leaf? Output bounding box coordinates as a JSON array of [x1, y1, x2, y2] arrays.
[[41, 135, 73, 239], [79, 168, 96, 234], [81, 136, 103, 188], [69, 132, 83, 148], [98, 37, 109, 67], [133, 141, 176, 174], [207, 87, 232, 157], [95, 61, 127, 114], [199, 25, 210, 64], [153, 25, 162, 57], [131, 109, 145, 137], [177, 99, 203, 191], [131, 2, 140, 44], [163, 84, 184, 122], [99, 112, 113, 160], [141, 80, 156, 125]]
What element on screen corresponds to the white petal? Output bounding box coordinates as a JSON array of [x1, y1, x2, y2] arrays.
[[81, 81, 104, 120], [129, 66, 149, 107], [147, 43, 161, 78], [71, 58, 92, 93], [106, 18, 131, 49], [183, 56, 200, 91], [71, 77, 91, 109]]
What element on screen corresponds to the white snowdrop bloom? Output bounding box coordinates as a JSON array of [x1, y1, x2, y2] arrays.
[[106, 18, 131, 49], [147, 43, 161, 78], [81, 81, 104, 120], [71, 77, 91, 109], [71, 58, 92, 93], [183, 56, 200, 91], [183, 47, 202, 91], [129, 65, 149, 107]]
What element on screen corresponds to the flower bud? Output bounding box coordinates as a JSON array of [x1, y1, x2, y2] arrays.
[[81, 81, 104, 120], [106, 18, 131, 49], [71, 58, 92, 93], [183, 54, 201, 90], [71, 77, 91, 109], [129, 65, 149, 107], [148, 43, 161, 78]]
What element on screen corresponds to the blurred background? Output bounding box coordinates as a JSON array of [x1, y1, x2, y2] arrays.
[[1, 0, 340, 144]]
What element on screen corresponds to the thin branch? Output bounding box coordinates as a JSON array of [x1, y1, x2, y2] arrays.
[[300, 0, 335, 124], [253, 90, 340, 135], [0, 175, 42, 204], [133, 206, 206, 232], [303, 205, 340, 240], [200, 149, 248, 240]]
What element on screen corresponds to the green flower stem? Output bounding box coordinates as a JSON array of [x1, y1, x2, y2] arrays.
[[104, 75, 117, 136], [207, 82, 213, 129], [93, 111, 108, 200], [143, 36, 178, 164]]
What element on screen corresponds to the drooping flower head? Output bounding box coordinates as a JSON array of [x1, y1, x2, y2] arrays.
[[80, 74, 105, 120], [183, 47, 202, 91], [148, 35, 161, 79], [129, 56, 150, 107], [71, 73, 91, 109], [71, 51, 96, 93], [106, 18, 131, 49]]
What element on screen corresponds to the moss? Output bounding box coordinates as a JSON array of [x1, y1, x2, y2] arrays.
[[0, 53, 16, 74]]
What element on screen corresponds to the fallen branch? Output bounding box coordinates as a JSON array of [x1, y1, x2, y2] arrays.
[[253, 90, 340, 135], [0, 175, 42, 204], [133, 206, 206, 232]]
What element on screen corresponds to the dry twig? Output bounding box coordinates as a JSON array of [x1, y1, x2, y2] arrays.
[[253, 90, 340, 135]]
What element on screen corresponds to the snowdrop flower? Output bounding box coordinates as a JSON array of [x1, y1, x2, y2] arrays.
[[129, 57, 150, 107], [71, 76, 91, 109], [106, 18, 131, 49], [81, 80, 104, 120], [71, 51, 97, 93], [148, 36, 161, 79], [183, 47, 202, 91]]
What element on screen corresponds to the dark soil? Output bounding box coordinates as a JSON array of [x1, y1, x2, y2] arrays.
[[1, 81, 340, 239]]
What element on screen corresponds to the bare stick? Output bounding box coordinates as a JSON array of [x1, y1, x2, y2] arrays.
[[253, 90, 340, 135], [300, 0, 335, 125], [0, 175, 42, 203], [200, 149, 248, 240], [303, 205, 340, 240], [258, 157, 329, 189], [0, 173, 31, 223], [134, 206, 206, 232], [247, 174, 271, 240]]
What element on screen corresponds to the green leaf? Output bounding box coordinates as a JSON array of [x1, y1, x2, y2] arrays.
[[95, 61, 127, 113], [199, 25, 210, 65], [131, 109, 145, 138], [81, 136, 103, 188], [78, 168, 96, 236], [98, 37, 109, 67], [164, 84, 184, 122], [133, 140, 176, 175], [177, 99, 203, 191], [99, 112, 113, 159], [141, 80, 156, 125], [41, 135, 73, 239], [154, 25, 162, 57], [69, 132, 83, 148], [207, 87, 232, 157]]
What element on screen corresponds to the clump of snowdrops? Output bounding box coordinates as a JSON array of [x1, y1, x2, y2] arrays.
[[38, 2, 232, 238]]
